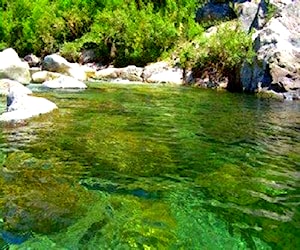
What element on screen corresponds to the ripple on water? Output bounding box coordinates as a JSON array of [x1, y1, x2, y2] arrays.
[[0, 85, 299, 249]]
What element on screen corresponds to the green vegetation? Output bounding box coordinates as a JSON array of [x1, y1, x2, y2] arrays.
[[0, 0, 203, 64]]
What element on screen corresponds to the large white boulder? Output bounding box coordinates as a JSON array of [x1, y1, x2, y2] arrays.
[[42, 75, 87, 89], [142, 62, 170, 81], [0, 86, 57, 122], [0, 79, 32, 96], [0, 48, 31, 83], [146, 68, 183, 85], [118, 65, 143, 82]]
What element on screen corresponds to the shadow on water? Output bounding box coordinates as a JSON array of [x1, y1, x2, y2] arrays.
[[0, 84, 299, 249]]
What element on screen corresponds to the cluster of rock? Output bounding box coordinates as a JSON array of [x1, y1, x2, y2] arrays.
[[0, 48, 187, 122]]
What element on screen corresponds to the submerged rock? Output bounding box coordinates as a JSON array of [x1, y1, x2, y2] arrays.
[[0, 230, 31, 245]]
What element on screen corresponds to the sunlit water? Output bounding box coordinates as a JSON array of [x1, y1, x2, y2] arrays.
[[0, 84, 299, 249]]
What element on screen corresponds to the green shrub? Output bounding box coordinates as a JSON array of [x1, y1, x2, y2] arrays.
[[176, 22, 254, 88], [201, 23, 254, 70]]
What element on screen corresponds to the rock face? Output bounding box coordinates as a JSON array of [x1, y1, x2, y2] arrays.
[[240, 1, 300, 99], [0, 48, 31, 83], [0, 84, 57, 122], [42, 75, 87, 89], [236, 0, 268, 32]]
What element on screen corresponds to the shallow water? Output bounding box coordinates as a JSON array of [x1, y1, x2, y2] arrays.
[[0, 84, 299, 249]]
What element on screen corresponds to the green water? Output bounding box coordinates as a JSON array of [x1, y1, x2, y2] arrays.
[[0, 84, 299, 249]]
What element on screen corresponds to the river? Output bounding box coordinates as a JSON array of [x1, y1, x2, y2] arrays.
[[0, 83, 299, 249]]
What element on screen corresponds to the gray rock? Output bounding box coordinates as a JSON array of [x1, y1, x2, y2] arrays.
[[270, 0, 294, 8], [42, 75, 87, 89], [195, 3, 237, 24], [24, 54, 41, 67], [142, 62, 187, 85], [29, 67, 42, 77], [283, 89, 300, 100], [42, 54, 70, 72], [94, 67, 120, 80], [79, 49, 100, 64], [94, 66, 143, 82], [142, 62, 170, 81], [0, 48, 31, 83]]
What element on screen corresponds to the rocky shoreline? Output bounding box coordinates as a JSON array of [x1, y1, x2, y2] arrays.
[[0, 48, 189, 122]]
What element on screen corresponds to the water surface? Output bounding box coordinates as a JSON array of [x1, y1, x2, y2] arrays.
[[0, 84, 299, 249]]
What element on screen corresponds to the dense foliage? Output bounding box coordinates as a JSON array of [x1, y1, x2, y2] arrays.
[[0, 0, 203, 65]]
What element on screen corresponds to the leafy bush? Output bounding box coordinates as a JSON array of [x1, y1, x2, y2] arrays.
[[199, 23, 254, 71], [177, 22, 254, 88]]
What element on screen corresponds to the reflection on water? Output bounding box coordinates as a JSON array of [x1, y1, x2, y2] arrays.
[[0, 84, 299, 249]]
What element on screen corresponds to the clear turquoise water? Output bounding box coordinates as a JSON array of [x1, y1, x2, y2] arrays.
[[0, 84, 299, 249]]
